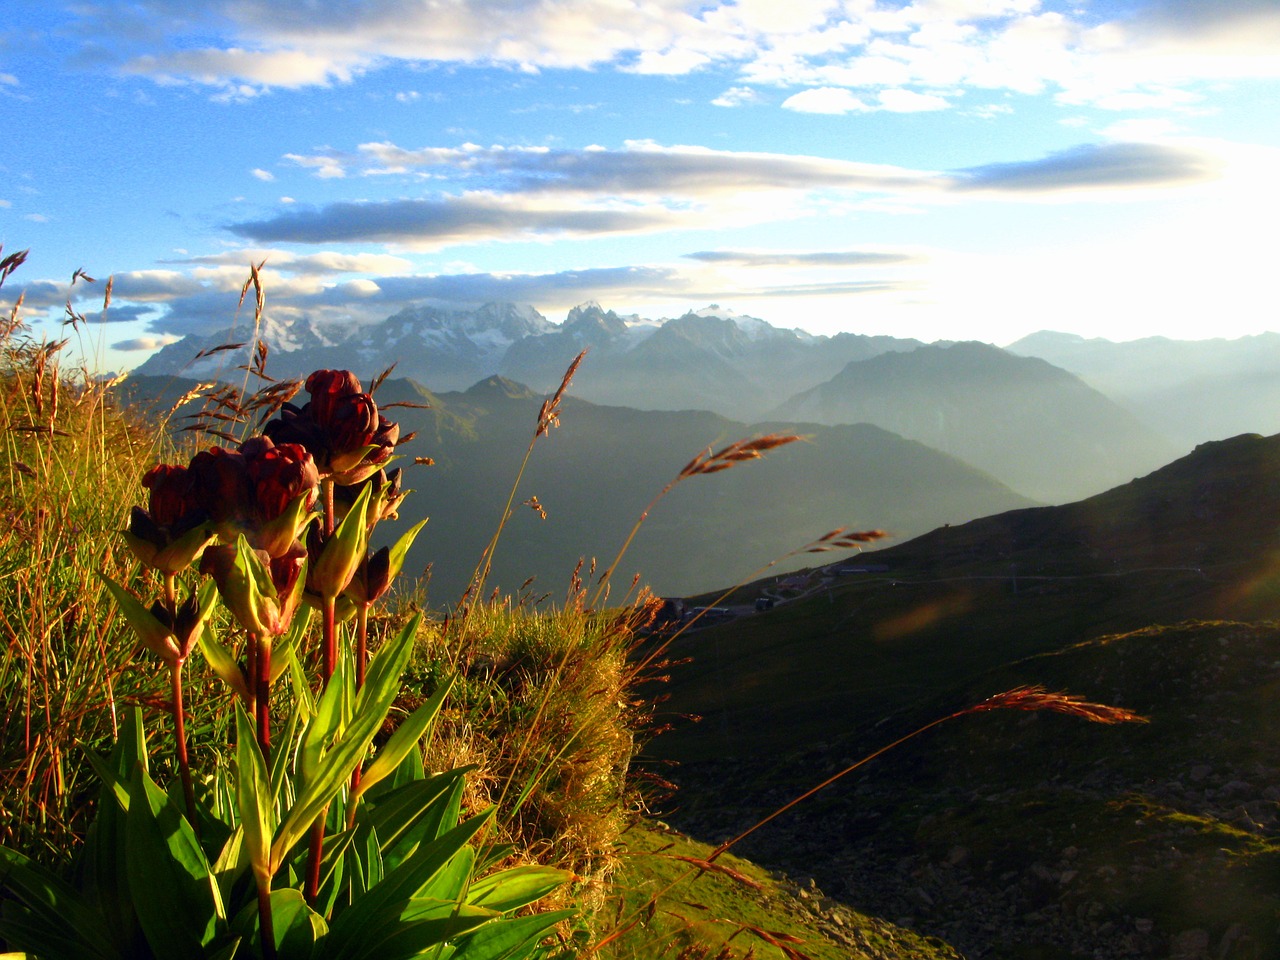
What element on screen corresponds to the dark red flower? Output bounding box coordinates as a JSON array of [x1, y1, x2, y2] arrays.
[[242, 437, 320, 522], [334, 467, 407, 528], [262, 369, 396, 483], [345, 546, 392, 606], [126, 463, 213, 574], [187, 446, 252, 528], [327, 393, 379, 472], [142, 463, 197, 528], [305, 369, 362, 425]]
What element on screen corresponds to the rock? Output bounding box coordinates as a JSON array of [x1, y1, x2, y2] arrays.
[[946, 845, 970, 866], [1171, 928, 1211, 959]]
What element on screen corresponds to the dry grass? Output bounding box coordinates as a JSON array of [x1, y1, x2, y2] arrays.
[[0, 250, 194, 856]]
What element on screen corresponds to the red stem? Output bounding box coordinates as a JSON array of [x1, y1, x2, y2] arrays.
[[348, 602, 371, 801], [254, 634, 271, 766], [257, 876, 277, 960], [170, 661, 197, 832]]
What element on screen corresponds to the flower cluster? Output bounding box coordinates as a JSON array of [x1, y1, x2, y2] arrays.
[[264, 369, 401, 485], [122, 369, 418, 632]]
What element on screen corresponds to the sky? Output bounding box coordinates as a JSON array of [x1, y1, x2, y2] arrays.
[[1, 0, 1278, 372]]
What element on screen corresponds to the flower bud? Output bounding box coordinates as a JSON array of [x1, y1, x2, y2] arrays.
[[307, 483, 370, 598], [305, 369, 362, 425]]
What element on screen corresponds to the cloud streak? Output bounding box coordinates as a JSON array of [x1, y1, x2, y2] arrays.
[[65, 0, 1280, 110], [228, 139, 1224, 247]]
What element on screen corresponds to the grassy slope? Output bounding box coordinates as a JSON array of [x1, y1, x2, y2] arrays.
[[641, 433, 1280, 957], [651, 432, 1280, 762], [664, 620, 1280, 958]]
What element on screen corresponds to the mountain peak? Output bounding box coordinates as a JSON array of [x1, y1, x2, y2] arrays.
[[463, 375, 537, 400]]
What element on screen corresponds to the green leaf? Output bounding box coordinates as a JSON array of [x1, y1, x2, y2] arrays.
[[383, 518, 428, 590], [415, 846, 473, 903], [312, 484, 370, 599], [271, 608, 312, 686], [299, 656, 348, 790], [234, 705, 276, 887], [99, 573, 181, 663], [353, 613, 420, 719], [332, 903, 497, 960], [197, 624, 250, 702], [357, 770, 471, 866], [0, 846, 121, 960], [124, 764, 224, 959], [210, 826, 250, 911], [319, 810, 493, 960], [273, 617, 421, 873], [268, 887, 328, 958], [465, 866, 572, 915], [352, 675, 454, 801], [447, 910, 576, 960]]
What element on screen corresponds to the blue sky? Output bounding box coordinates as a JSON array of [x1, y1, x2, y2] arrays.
[[2, 0, 1278, 371]]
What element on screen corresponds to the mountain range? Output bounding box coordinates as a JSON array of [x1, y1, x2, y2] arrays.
[[121, 373, 1035, 600], [137, 297, 1280, 505], [767, 340, 1179, 503], [1007, 329, 1280, 449]]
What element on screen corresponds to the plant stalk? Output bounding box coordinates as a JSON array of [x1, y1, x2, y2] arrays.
[[254, 633, 271, 764], [169, 660, 197, 831]]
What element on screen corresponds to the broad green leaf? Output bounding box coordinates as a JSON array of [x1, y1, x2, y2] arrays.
[[198, 624, 251, 702], [447, 910, 576, 960], [415, 846, 473, 903], [357, 770, 471, 866], [268, 887, 328, 958], [0, 846, 120, 960], [299, 656, 349, 789], [99, 574, 180, 663], [353, 613, 420, 718], [465, 866, 572, 914], [124, 764, 223, 960], [271, 607, 311, 685], [382, 518, 428, 591], [210, 826, 250, 910], [331, 905, 496, 960], [312, 484, 370, 599], [207, 939, 244, 960], [234, 705, 276, 887], [352, 675, 454, 801], [273, 620, 419, 873], [319, 809, 493, 959]]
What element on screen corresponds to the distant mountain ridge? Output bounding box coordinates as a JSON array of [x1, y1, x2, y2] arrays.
[[768, 340, 1179, 503], [1007, 329, 1280, 448], [136, 299, 923, 419]]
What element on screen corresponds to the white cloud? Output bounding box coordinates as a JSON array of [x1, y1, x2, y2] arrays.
[[877, 88, 951, 112], [113, 334, 182, 352], [223, 138, 1226, 251], [122, 46, 365, 91], [61, 0, 1280, 112], [711, 85, 760, 108], [284, 152, 347, 179], [24, 213, 49, 223], [395, 91, 421, 103], [251, 168, 275, 181], [0, 73, 18, 86], [781, 87, 870, 114]]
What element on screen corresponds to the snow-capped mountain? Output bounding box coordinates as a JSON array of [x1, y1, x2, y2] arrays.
[[135, 299, 922, 418]]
